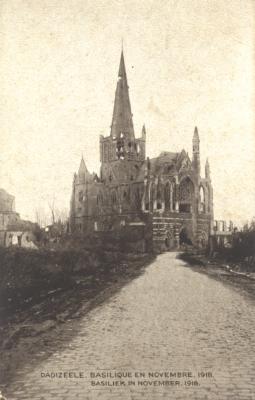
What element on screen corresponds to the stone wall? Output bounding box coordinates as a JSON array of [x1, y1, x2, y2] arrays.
[[152, 212, 211, 253]]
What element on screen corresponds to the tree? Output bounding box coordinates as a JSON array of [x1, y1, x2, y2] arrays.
[[34, 207, 48, 227]]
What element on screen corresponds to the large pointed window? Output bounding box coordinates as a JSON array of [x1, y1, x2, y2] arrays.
[[156, 182, 162, 210], [78, 191, 83, 202], [164, 182, 171, 210], [150, 183, 155, 211], [97, 192, 104, 206], [179, 177, 194, 213], [111, 190, 117, 205], [199, 186, 205, 213], [134, 188, 141, 209], [145, 184, 150, 211]]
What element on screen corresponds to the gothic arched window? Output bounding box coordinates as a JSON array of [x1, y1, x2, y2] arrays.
[[97, 192, 104, 206], [157, 183, 162, 209], [199, 186, 205, 213], [111, 190, 117, 205], [145, 184, 150, 211], [78, 191, 83, 202], [179, 177, 194, 213], [164, 182, 171, 210], [200, 186, 205, 202], [150, 183, 155, 211], [135, 187, 141, 209]]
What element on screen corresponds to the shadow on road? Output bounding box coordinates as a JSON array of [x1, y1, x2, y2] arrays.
[[0, 255, 155, 390]]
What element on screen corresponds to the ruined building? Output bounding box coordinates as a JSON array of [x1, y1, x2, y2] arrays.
[[70, 51, 214, 252], [0, 188, 37, 248], [0, 189, 19, 236]]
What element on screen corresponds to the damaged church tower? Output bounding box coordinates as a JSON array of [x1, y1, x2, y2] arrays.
[[70, 49, 214, 252], [100, 50, 146, 185]]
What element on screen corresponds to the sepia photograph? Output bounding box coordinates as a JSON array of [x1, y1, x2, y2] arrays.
[[0, 0, 254, 399]]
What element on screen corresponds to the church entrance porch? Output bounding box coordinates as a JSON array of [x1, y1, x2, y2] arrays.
[[152, 214, 201, 253], [179, 227, 193, 246]]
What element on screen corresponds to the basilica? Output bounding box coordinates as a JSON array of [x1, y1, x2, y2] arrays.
[[69, 51, 214, 252]]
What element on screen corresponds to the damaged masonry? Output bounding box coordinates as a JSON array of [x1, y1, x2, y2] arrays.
[[70, 50, 214, 253]]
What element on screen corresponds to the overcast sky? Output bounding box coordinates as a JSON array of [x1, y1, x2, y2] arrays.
[[0, 0, 254, 225]]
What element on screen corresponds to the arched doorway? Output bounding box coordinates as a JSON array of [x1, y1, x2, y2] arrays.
[[165, 229, 174, 250], [179, 227, 193, 246]]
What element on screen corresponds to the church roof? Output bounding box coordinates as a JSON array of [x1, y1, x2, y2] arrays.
[[110, 51, 135, 140], [77, 156, 93, 184], [146, 152, 180, 175], [0, 188, 14, 199], [151, 151, 179, 166]]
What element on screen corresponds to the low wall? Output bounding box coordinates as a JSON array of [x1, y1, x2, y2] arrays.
[[65, 220, 153, 254]]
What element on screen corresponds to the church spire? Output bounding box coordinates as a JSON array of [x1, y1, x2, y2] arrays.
[[110, 50, 135, 140], [78, 155, 86, 172], [78, 155, 88, 182], [142, 124, 146, 138], [205, 158, 210, 180], [192, 126, 200, 175]]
